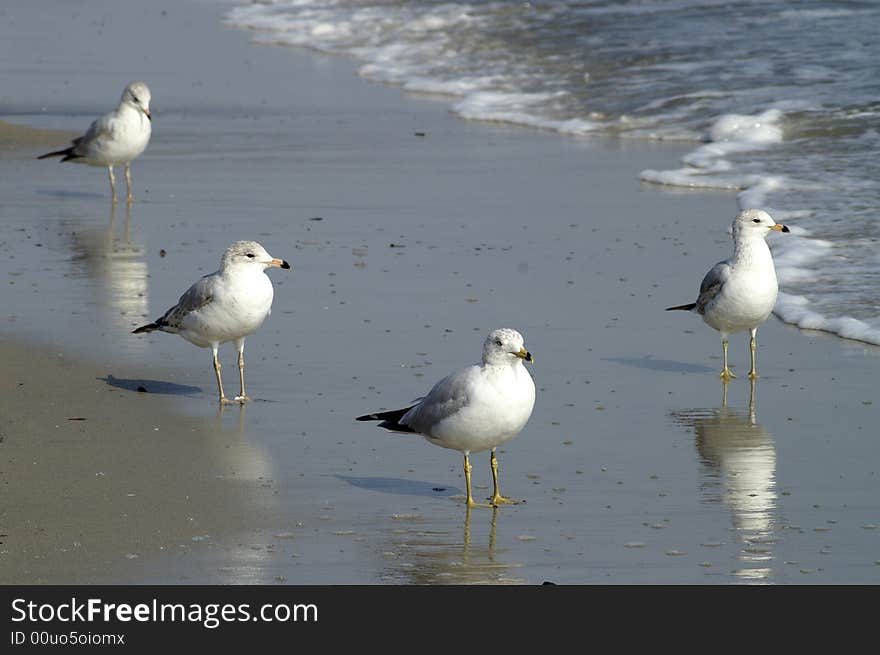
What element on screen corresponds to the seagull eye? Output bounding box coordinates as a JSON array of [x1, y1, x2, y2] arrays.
[[132, 95, 140, 104], [494, 338, 503, 347], [752, 218, 761, 223], [246, 253, 255, 258]]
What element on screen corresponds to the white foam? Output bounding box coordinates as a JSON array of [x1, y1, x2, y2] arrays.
[[232, 3, 607, 136], [772, 234, 831, 284], [736, 175, 789, 209], [640, 109, 786, 194], [452, 92, 603, 134], [770, 231, 880, 344], [775, 293, 880, 345], [709, 110, 784, 145], [639, 167, 753, 191], [391, 76, 495, 98]]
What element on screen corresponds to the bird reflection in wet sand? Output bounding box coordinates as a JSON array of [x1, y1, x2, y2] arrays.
[[216, 400, 247, 435], [69, 203, 150, 343], [381, 506, 522, 584], [671, 379, 778, 581]]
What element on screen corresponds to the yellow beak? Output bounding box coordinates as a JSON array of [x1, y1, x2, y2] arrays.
[[515, 347, 534, 363]]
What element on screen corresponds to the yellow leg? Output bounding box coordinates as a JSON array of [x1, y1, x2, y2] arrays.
[[234, 339, 249, 403], [108, 165, 117, 203], [720, 338, 736, 380], [489, 448, 522, 506], [748, 328, 759, 379], [213, 347, 233, 405], [125, 163, 134, 204], [463, 454, 491, 508]]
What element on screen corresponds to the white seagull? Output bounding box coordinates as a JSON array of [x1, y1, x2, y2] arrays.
[[38, 81, 152, 204], [667, 208, 789, 380], [133, 241, 290, 404], [357, 328, 536, 508]]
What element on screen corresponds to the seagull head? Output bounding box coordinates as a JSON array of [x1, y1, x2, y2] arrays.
[[222, 240, 291, 272], [482, 328, 533, 366], [123, 81, 152, 121], [732, 208, 789, 240]]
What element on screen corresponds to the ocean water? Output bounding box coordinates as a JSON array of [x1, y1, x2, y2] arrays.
[[225, 0, 880, 344]]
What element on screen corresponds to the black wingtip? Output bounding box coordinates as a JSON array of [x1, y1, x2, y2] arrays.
[[38, 145, 79, 161], [355, 406, 419, 432], [132, 323, 157, 334], [665, 303, 697, 312]]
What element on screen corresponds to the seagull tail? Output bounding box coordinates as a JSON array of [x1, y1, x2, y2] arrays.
[[37, 146, 78, 161], [356, 406, 418, 433], [132, 321, 160, 334], [665, 303, 697, 312]]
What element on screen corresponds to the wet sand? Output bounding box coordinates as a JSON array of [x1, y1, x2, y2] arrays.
[[1, 0, 879, 584], [0, 119, 71, 153], [0, 338, 279, 584]]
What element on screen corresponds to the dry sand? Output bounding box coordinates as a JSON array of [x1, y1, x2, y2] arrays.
[[1, 0, 879, 584]]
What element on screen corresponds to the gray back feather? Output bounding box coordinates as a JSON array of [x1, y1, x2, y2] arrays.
[[158, 273, 216, 328], [695, 261, 731, 314]]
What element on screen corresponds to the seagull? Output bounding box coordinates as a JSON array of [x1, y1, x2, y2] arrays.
[[38, 81, 152, 204], [132, 241, 290, 404], [667, 208, 789, 380], [357, 328, 536, 508]]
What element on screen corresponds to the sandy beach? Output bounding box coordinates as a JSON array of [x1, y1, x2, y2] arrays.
[[1, 0, 878, 585]]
